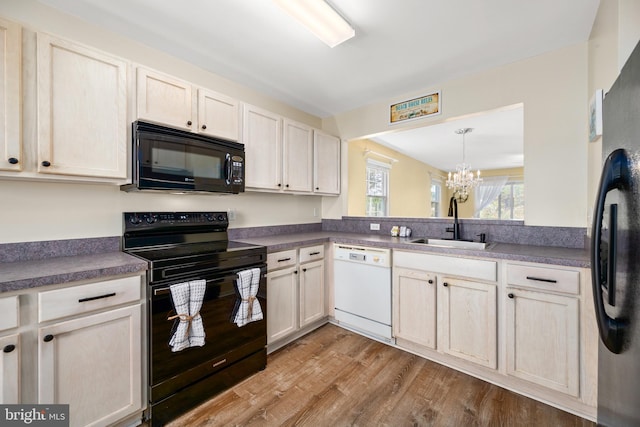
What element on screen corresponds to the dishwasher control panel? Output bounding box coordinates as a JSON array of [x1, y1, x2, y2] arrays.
[[334, 244, 390, 267]]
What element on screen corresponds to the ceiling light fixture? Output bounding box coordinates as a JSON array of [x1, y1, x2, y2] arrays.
[[273, 0, 355, 48], [446, 128, 482, 203]]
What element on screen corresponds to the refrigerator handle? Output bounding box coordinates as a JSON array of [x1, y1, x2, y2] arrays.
[[591, 148, 629, 354], [607, 204, 617, 306]]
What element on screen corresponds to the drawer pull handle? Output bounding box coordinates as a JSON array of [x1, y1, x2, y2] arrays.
[[309, 252, 321, 256], [78, 292, 116, 303], [525, 276, 557, 284], [43, 334, 54, 342], [3, 344, 15, 353], [508, 293, 515, 299], [212, 358, 227, 368], [277, 257, 292, 262]]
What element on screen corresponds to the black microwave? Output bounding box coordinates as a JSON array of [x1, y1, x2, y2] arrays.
[[121, 121, 245, 194]]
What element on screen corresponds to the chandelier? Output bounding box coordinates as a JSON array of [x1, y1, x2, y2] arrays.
[[445, 128, 482, 203]]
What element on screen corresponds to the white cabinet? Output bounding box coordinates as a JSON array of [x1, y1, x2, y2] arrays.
[[505, 263, 580, 396], [299, 245, 325, 327], [266, 245, 326, 350], [313, 130, 341, 195], [0, 295, 19, 404], [392, 251, 498, 369], [282, 119, 313, 193], [0, 18, 22, 172], [392, 267, 437, 351], [439, 277, 497, 369], [137, 67, 193, 131], [137, 67, 240, 140], [37, 276, 143, 427], [243, 104, 282, 190], [266, 265, 298, 343], [36, 33, 128, 180]]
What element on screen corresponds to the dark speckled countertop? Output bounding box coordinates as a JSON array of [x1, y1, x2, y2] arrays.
[[0, 252, 148, 293], [234, 232, 590, 268]]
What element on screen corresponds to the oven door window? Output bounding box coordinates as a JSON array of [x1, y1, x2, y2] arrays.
[[149, 270, 266, 400], [139, 134, 228, 190]]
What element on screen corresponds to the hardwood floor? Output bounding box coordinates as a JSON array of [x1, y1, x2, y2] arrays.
[[168, 324, 595, 427]]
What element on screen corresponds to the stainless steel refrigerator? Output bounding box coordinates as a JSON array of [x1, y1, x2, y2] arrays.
[[592, 40, 640, 426]]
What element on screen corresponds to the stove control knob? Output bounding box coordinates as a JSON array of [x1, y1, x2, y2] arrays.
[[204, 213, 214, 221], [129, 215, 142, 225], [145, 215, 157, 224], [217, 214, 226, 221]]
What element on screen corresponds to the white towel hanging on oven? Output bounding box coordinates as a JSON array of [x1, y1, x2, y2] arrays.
[[168, 279, 206, 352], [234, 268, 263, 327]]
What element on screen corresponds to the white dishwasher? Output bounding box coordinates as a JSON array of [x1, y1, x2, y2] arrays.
[[333, 243, 392, 342]]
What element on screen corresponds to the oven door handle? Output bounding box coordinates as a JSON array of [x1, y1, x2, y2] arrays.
[[153, 276, 233, 296]]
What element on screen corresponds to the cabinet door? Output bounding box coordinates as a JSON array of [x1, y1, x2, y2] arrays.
[[0, 18, 21, 172], [392, 267, 437, 350], [300, 259, 324, 327], [0, 334, 19, 404], [313, 130, 341, 195], [282, 119, 313, 193], [137, 67, 193, 131], [37, 33, 128, 179], [506, 288, 579, 396], [242, 104, 282, 190], [267, 266, 298, 344], [39, 305, 142, 427], [439, 277, 497, 368], [197, 88, 239, 141]]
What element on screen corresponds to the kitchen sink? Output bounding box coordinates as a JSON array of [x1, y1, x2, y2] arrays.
[[409, 238, 492, 250]]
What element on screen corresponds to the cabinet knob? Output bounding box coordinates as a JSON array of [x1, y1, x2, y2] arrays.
[[201, 124, 207, 130], [303, 268, 307, 272], [3, 344, 15, 353], [315, 187, 319, 190], [508, 293, 515, 299], [8, 157, 18, 165], [428, 279, 434, 284], [285, 184, 289, 188], [43, 334, 55, 342], [277, 183, 282, 187], [294, 270, 298, 274], [41, 161, 51, 167], [443, 282, 449, 287], [187, 121, 192, 126]]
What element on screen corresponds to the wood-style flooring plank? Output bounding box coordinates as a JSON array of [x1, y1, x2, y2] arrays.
[[167, 324, 595, 427]]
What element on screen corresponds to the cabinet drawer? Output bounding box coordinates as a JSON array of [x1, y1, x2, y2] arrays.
[[394, 251, 497, 282], [267, 249, 298, 270], [39, 276, 142, 323], [506, 264, 579, 295], [0, 296, 19, 332], [299, 245, 324, 263]]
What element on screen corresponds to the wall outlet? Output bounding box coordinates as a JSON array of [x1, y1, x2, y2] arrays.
[[227, 209, 236, 221], [313, 207, 318, 217], [370, 223, 380, 231]]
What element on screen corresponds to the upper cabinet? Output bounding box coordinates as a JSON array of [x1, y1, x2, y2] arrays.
[[243, 103, 340, 195], [137, 67, 240, 141], [313, 130, 341, 195], [0, 18, 21, 172], [37, 33, 128, 179]]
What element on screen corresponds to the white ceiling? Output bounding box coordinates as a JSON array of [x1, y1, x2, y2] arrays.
[[37, 0, 599, 172]]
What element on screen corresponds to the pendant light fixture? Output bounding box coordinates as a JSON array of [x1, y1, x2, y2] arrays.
[[446, 128, 482, 203]]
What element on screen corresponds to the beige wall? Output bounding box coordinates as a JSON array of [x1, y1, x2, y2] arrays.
[[323, 46, 589, 228], [0, 0, 326, 243], [347, 139, 446, 217]]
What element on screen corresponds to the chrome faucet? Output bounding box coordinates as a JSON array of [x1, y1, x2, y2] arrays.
[[446, 196, 461, 240]]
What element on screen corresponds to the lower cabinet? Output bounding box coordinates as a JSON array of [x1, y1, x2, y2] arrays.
[[0, 295, 19, 404], [33, 275, 144, 427], [0, 334, 19, 404], [439, 277, 497, 369], [392, 267, 437, 351], [267, 245, 326, 350], [505, 263, 581, 397]]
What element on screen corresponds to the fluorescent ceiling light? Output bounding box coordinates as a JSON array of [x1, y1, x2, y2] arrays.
[[274, 0, 355, 48]]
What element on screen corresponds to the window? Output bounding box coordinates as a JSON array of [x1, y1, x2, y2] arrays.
[[366, 159, 390, 217], [477, 180, 524, 220], [430, 179, 442, 217]]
